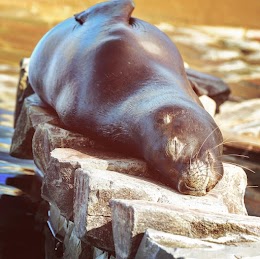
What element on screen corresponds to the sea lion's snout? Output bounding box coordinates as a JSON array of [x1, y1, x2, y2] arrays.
[[176, 152, 223, 196]]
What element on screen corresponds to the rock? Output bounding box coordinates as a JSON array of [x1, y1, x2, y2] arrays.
[[220, 157, 260, 217], [48, 203, 94, 259], [48, 203, 71, 240], [209, 163, 248, 215], [215, 99, 260, 152], [49, 148, 148, 178], [110, 199, 260, 258], [199, 95, 216, 117], [42, 147, 149, 220], [222, 39, 260, 54], [33, 123, 110, 219], [245, 186, 260, 217], [226, 76, 260, 99], [173, 27, 215, 46], [135, 228, 260, 259], [217, 60, 249, 73], [33, 122, 107, 173], [73, 163, 247, 252], [196, 26, 245, 39], [92, 248, 115, 259], [10, 94, 57, 159], [155, 22, 175, 33], [245, 29, 260, 41], [186, 68, 230, 110], [63, 226, 92, 259], [14, 58, 34, 128], [202, 49, 240, 61], [215, 99, 260, 218], [245, 52, 260, 65], [44, 225, 64, 259]]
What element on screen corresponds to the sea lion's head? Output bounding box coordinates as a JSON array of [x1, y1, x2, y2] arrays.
[[141, 103, 224, 196]]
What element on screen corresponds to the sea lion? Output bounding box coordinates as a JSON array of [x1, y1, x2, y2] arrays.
[[28, 0, 224, 196]]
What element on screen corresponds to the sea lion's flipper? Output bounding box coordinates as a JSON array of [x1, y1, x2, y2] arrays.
[[74, 11, 87, 25], [189, 79, 208, 96], [74, 0, 135, 25]]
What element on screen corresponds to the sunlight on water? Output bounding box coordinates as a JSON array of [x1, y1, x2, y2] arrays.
[[0, 143, 11, 152], [0, 184, 24, 196], [0, 60, 35, 196]]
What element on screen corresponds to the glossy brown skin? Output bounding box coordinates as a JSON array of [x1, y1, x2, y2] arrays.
[[29, 0, 223, 196]]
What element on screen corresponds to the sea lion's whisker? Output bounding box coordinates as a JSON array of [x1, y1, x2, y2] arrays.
[[195, 125, 221, 160], [206, 136, 234, 155], [206, 138, 252, 160], [220, 162, 256, 174], [209, 141, 226, 152], [247, 185, 259, 188], [212, 139, 257, 151], [219, 154, 249, 159]]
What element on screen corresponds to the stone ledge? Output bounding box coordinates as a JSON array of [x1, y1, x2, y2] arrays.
[[72, 164, 247, 252], [136, 228, 260, 259], [47, 203, 115, 259], [110, 199, 260, 258]]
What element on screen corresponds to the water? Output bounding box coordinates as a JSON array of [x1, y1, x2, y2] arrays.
[[0, 63, 46, 258], [0, 0, 259, 257]]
